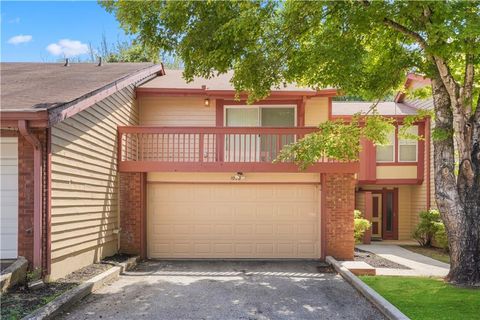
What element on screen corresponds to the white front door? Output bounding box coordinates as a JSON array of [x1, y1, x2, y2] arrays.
[[0, 137, 18, 259]]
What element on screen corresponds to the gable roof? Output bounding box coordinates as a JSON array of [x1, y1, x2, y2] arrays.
[[1, 62, 163, 127], [1, 62, 160, 111]]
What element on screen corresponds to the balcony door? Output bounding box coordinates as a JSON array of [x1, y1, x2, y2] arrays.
[[224, 106, 296, 162]]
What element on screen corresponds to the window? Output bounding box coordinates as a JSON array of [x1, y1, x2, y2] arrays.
[[399, 125, 418, 162], [376, 131, 395, 162]]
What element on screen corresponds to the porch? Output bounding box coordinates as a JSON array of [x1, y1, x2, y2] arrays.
[[117, 126, 359, 173]]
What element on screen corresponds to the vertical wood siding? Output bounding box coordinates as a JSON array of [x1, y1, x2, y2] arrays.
[[50, 85, 138, 280]]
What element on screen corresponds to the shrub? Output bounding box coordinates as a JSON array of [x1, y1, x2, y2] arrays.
[[435, 223, 449, 251], [412, 209, 445, 247], [354, 210, 371, 243]]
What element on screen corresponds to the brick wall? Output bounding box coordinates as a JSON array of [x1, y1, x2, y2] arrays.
[[0, 129, 46, 269], [119, 172, 145, 257], [324, 173, 356, 260]]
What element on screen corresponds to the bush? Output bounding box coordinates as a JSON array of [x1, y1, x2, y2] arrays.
[[412, 209, 445, 247], [354, 210, 371, 243], [435, 223, 449, 251]]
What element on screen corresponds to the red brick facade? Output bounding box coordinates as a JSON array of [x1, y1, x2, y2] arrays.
[[0, 129, 47, 269], [119, 172, 146, 257], [324, 173, 356, 260]]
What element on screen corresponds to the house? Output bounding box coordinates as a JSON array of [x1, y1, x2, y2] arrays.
[[0, 62, 429, 280], [334, 74, 434, 243], [0, 62, 163, 280]]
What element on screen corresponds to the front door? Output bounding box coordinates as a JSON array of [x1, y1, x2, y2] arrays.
[[382, 190, 397, 240], [371, 194, 382, 239]]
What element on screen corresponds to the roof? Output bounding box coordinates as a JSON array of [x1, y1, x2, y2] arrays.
[[332, 101, 419, 116], [139, 69, 334, 94], [1, 62, 157, 111]]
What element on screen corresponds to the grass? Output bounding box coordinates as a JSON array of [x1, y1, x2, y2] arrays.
[[360, 276, 480, 320], [401, 245, 450, 264]]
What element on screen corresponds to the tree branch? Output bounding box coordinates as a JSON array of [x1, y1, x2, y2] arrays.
[[383, 18, 428, 50]]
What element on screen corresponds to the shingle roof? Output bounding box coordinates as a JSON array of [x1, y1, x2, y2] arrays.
[[1, 62, 157, 111], [140, 69, 329, 92], [332, 101, 419, 116]]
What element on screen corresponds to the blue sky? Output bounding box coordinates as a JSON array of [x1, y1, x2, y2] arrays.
[[1, 1, 130, 62]]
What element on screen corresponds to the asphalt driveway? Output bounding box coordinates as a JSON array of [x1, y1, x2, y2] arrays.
[[59, 260, 384, 320]]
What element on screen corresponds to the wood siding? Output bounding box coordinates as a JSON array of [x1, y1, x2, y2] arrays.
[[305, 97, 329, 126], [50, 85, 138, 280], [139, 96, 216, 126]]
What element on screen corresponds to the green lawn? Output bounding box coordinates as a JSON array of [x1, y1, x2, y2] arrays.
[[360, 276, 480, 320], [401, 245, 450, 264]]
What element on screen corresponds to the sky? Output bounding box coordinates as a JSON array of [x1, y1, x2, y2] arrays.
[[1, 1, 131, 62]]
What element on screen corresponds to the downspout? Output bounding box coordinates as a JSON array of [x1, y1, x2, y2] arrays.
[[18, 120, 43, 269], [426, 118, 431, 209]]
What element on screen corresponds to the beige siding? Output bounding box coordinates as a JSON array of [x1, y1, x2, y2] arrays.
[[50, 85, 138, 280], [139, 96, 216, 126], [355, 192, 366, 215], [376, 166, 417, 179], [305, 97, 329, 126]]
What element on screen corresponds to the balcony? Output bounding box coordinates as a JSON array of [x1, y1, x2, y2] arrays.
[[117, 126, 359, 173]]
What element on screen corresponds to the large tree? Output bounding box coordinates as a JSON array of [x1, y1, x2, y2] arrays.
[[101, 0, 480, 286]]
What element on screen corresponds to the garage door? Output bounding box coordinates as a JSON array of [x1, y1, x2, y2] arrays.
[[0, 137, 18, 259], [147, 183, 320, 259]]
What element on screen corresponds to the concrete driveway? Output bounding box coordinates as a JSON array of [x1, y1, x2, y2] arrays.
[[60, 260, 384, 320]]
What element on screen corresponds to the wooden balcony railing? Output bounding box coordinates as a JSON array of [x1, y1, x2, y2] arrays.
[[117, 126, 359, 173]]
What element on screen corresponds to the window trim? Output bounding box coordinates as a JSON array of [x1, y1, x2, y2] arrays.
[[375, 129, 396, 163], [398, 125, 418, 163]]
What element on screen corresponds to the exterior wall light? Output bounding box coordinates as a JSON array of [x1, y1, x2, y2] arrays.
[[231, 172, 245, 181], [204, 98, 210, 107]]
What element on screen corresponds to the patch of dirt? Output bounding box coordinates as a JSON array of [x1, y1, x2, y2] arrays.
[[354, 248, 410, 269], [1, 262, 113, 319], [102, 253, 135, 264]]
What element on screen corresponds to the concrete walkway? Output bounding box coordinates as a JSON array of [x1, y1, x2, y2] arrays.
[[356, 244, 449, 277]]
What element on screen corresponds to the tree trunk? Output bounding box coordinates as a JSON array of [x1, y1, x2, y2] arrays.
[[432, 77, 480, 287]]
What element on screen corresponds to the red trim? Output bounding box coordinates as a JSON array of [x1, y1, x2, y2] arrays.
[[215, 99, 225, 162], [417, 122, 425, 184], [297, 98, 306, 127], [136, 87, 337, 99], [147, 181, 320, 185], [18, 120, 43, 268], [328, 98, 332, 120], [395, 73, 431, 103], [320, 173, 327, 260], [359, 178, 421, 185], [140, 173, 147, 259], [426, 118, 431, 209], [119, 161, 359, 173], [358, 138, 376, 181], [376, 162, 418, 166], [1, 111, 49, 128], [363, 191, 372, 244], [46, 128, 52, 275], [48, 65, 164, 126]]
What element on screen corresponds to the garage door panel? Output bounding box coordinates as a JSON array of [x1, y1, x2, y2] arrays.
[[147, 183, 320, 259]]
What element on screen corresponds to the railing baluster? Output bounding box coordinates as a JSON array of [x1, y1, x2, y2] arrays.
[[199, 133, 204, 163]]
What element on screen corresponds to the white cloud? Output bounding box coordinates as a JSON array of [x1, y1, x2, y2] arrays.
[[8, 34, 32, 45], [8, 17, 20, 24], [46, 39, 89, 58]]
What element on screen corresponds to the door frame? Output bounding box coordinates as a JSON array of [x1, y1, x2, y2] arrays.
[[365, 188, 399, 240]]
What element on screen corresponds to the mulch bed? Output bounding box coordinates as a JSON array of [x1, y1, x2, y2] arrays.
[[354, 248, 410, 269], [0, 255, 127, 320]]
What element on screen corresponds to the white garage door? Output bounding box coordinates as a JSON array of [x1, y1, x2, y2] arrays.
[[147, 183, 320, 259], [0, 137, 18, 259]]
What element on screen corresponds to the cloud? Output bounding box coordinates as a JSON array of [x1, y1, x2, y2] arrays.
[[8, 34, 32, 45], [46, 39, 89, 57], [8, 17, 20, 24]]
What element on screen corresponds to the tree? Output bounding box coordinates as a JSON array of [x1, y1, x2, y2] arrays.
[[101, 0, 480, 286]]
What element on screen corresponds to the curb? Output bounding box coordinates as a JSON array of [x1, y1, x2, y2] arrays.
[[326, 256, 410, 320], [22, 256, 139, 320]]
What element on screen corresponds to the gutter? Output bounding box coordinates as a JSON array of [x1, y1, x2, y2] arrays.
[[18, 120, 43, 269]]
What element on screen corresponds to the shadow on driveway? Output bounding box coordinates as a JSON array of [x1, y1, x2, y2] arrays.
[[59, 260, 384, 320]]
